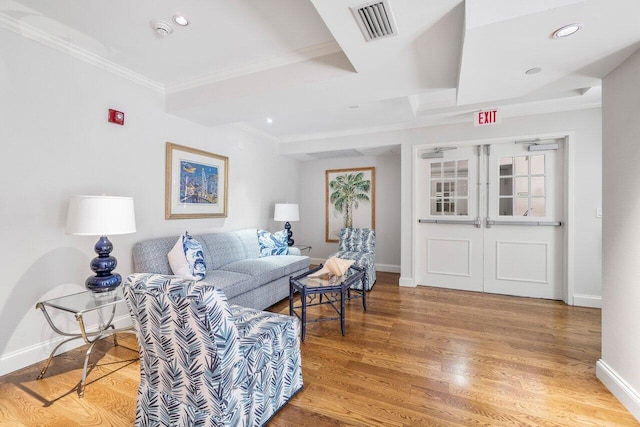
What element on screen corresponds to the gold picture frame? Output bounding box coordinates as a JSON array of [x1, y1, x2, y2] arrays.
[[325, 167, 375, 242], [165, 142, 228, 219]]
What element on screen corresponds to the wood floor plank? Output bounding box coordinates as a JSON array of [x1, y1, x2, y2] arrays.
[[0, 271, 637, 426]]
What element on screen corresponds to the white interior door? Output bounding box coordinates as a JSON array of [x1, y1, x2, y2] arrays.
[[483, 141, 563, 299], [415, 145, 484, 292], [414, 139, 564, 299]]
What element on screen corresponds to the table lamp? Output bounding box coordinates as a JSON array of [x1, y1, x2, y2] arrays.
[[66, 195, 136, 293], [274, 203, 299, 246]]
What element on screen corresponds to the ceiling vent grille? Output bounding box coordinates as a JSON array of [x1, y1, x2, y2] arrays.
[[351, 0, 398, 42]]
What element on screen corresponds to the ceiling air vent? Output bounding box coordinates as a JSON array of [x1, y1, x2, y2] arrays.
[[351, 0, 398, 42]]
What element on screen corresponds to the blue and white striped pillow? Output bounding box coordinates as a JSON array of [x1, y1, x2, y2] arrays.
[[257, 229, 289, 257]]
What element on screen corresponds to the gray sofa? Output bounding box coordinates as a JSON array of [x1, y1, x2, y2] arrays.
[[131, 228, 310, 310]]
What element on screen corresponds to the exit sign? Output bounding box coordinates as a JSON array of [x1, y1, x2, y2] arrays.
[[474, 109, 500, 126]]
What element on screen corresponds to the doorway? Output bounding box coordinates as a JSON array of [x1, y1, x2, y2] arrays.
[[414, 138, 565, 299]]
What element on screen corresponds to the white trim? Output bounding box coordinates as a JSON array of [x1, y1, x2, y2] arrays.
[[596, 360, 640, 422], [376, 263, 400, 273], [0, 315, 133, 377], [165, 41, 342, 93], [399, 276, 415, 287], [572, 294, 602, 308], [564, 133, 576, 305], [0, 12, 341, 97], [0, 13, 163, 93]]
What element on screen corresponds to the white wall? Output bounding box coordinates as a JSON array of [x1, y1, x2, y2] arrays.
[[0, 29, 300, 375], [295, 154, 401, 271], [282, 108, 603, 304], [598, 47, 640, 421]]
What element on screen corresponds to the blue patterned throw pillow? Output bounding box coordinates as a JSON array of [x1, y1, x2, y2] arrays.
[[183, 233, 206, 280], [167, 231, 206, 281], [257, 229, 289, 257]]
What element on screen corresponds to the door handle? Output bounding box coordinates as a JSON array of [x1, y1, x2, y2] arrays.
[[486, 219, 562, 227], [419, 219, 482, 227]]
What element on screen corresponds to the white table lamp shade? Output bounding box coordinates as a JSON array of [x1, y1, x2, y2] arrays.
[[274, 203, 299, 222], [66, 195, 136, 236]]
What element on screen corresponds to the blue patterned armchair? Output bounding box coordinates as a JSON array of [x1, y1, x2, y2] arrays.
[[123, 273, 303, 427], [329, 228, 376, 291]]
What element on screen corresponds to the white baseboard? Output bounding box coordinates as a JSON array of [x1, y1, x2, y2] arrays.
[[399, 276, 415, 287], [596, 359, 640, 422], [376, 263, 400, 273], [573, 294, 602, 308], [0, 315, 133, 377]]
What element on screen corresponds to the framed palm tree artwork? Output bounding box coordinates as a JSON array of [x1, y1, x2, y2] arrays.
[[325, 167, 375, 242]]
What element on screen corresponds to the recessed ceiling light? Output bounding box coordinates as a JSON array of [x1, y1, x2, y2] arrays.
[[525, 67, 542, 75], [173, 15, 190, 26], [552, 23, 581, 39], [266, 117, 273, 124]]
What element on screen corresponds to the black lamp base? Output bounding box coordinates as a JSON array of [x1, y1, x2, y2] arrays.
[[86, 236, 122, 293], [284, 221, 294, 247]]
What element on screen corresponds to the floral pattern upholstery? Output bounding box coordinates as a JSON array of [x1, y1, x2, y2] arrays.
[[257, 229, 289, 257], [123, 273, 303, 426], [329, 228, 376, 291]]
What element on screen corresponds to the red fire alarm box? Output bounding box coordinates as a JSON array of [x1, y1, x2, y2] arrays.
[[108, 109, 125, 125]]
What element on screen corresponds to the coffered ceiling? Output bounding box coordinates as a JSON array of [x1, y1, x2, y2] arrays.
[[1, 0, 639, 144]]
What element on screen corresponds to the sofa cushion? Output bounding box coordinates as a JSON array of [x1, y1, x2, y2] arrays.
[[255, 255, 310, 277], [257, 229, 289, 257], [219, 259, 284, 284], [199, 270, 254, 300], [233, 228, 261, 259], [198, 232, 246, 269]]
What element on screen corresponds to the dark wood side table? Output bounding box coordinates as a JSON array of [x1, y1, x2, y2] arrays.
[[289, 265, 366, 341], [35, 289, 136, 397]]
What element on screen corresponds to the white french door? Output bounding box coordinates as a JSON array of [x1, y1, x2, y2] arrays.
[[414, 139, 564, 299], [415, 145, 484, 292]]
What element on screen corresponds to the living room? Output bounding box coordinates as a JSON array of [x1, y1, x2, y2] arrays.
[[1, 0, 640, 425]]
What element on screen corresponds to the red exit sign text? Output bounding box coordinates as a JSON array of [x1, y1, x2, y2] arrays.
[[474, 109, 500, 126]]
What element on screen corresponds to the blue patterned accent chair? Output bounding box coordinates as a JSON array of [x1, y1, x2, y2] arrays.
[[329, 228, 376, 291], [123, 273, 303, 427]]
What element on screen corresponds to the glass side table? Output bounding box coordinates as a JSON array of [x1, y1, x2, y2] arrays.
[[35, 289, 136, 397], [293, 244, 312, 255]]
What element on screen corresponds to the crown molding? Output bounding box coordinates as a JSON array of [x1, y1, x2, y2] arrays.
[[165, 40, 343, 94], [0, 12, 164, 94]]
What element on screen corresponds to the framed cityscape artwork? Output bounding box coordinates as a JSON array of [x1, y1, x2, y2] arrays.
[[165, 142, 228, 219]]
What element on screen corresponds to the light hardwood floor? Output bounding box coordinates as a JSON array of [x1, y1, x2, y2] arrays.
[[0, 271, 637, 426]]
